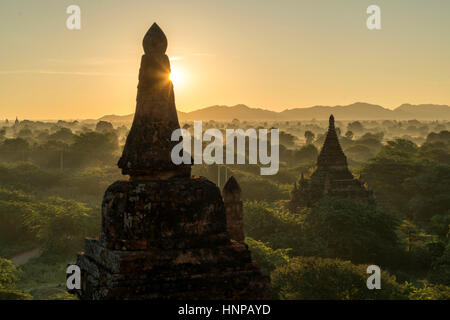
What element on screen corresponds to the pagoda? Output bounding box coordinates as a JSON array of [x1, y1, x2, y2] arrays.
[[289, 115, 375, 212], [71, 23, 270, 299]]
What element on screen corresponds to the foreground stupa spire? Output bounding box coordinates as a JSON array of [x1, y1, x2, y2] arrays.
[[118, 23, 190, 179], [71, 24, 270, 300]]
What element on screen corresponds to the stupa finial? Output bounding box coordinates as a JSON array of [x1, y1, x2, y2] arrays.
[[329, 114, 335, 129], [143, 23, 168, 55], [223, 176, 241, 196], [118, 23, 190, 179]]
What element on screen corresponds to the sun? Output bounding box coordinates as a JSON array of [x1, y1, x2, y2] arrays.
[[169, 66, 185, 88]]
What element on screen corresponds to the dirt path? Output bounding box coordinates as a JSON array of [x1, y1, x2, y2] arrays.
[[10, 247, 42, 266]]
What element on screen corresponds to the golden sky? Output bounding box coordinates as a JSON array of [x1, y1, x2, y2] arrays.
[[0, 0, 449, 119]]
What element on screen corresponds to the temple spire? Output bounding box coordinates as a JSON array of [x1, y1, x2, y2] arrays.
[[314, 114, 353, 179], [329, 114, 335, 129], [118, 23, 190, 179], [143, 23, 167, 55], [222, 176, 244, 242]]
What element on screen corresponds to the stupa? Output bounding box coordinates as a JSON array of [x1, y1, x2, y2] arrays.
[[289, 115, 375, 212], [71, 23, 270, 300], [222, 176, 244, 243]]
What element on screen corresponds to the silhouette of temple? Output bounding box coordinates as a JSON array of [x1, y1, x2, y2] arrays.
[[222, 176, 245, 243], [71, 23, 270, 300], [289, 115, 375, 212]]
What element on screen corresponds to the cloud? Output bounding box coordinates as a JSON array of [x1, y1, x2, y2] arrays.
[[45, 58, 134, 66], [0, 70, 131, 76], [191, 53, 215, 57]]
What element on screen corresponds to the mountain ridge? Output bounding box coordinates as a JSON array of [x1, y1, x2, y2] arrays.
[[98, 102, 450, 122]]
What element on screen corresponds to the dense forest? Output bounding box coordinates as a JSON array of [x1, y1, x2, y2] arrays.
[[0, 117, 449, 299]]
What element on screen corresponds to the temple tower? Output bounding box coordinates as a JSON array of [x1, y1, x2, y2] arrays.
[[222, 176, 244, 243], [289, 115, 375, 212], [71, 23, 270, 300]]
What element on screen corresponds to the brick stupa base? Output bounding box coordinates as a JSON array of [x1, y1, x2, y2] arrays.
[[74, 177, 270, 299]]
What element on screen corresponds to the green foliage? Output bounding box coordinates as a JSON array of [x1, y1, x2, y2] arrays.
[[0, 120, 449, 299], [406, 281, 450, 300], [244, 201, 304, 251], [0, 258, 32, 300], [278, 131, 296, 148], [48, 128, 75, 144], [359, 137, 450, 223], [236, 172, 290, 201], [246, 237, 290, 275], [304, 130, 315, 144], [0, 258, 19, 289], [0, 288, 32, 300], [0, 138, 30, 162], [293, 144, 318, 164], [304, 198, 400, 264], [15, 253, 71, 299], [67, 131, 119, 168], [345, 144, 373, 163], [0, 162, 60, 192], [405, 165, 450, 223], [0, 184, 99, 253], [271, 256, 406, 300], [428, 242, 450, 286], [23, 197, 98, 253], [0, 187, 36, 243]]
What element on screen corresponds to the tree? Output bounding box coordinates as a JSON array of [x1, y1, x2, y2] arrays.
[[279, 131, 296, 148], [0, 187, 35, 243], [23, 197, 98, 253], [293, 144, 318, 164], [345, 130, 354, 140], [48, 127, 75, 143], [17, 128, 33, 139], [95, 121, 114, 132], [0, 258, 32, 300], [271, 256, 406, 300], [243, 201, 303, 252], [0, 128, 6, 140], [245, 237, 290, 275], [304, 197, 400, 264], [68, 131, 119, 167], [405, 165, 450, 223], [304, 131, 315, 145], [359, 139, 423, 215], [345, 145, 373, 163], [0, 138, 30, 162], [347, 121, 364, 133]]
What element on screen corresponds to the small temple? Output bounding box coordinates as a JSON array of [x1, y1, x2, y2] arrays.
[[289, 115, 375, 213], [71, 23, 270, 299]]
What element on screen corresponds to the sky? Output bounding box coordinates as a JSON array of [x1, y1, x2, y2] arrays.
[[0, 0, 449, 120]]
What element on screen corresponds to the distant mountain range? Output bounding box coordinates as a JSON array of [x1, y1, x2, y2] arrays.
[[98, 102, 450, 122]]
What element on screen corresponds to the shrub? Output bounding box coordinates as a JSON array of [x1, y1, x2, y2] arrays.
[[246, 237, 290, 275], [271, 256, 406, 300]]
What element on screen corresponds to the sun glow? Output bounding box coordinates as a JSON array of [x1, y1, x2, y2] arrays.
[[169, 66, 185, 88]]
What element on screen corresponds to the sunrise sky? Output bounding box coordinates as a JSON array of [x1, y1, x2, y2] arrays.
[[0, 0, 449, 119]]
